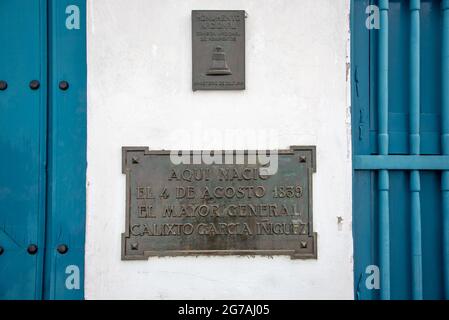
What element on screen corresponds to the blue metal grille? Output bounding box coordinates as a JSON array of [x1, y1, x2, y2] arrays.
[[352, 0, 449, 299]]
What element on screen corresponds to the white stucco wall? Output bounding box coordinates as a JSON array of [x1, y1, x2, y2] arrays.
[[86, 0, 353, 299]]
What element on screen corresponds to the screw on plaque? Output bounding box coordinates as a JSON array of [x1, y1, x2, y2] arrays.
[[57, 244, 69, 254], [29, 80, 40, 90], [299, 155, 307, 163], [300, 241, 308, 249], [131, 243, 139, 250], [132, 156, 139, 164], [0, 246, 4, 255], [59, 80, 69, 91], [27, 244, 38, 255], [0, 80, 7, 90]]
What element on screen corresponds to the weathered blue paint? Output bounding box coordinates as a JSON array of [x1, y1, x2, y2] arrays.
[[0, 0, 86, 299], [378, 0, 390, 300], [351, 0, 375, 300], [409, 0, 423, 300], [0, 0, 48, 300], [352, 0, 447, 300], [442, 0, 449, 300], [44, 0, 86, 300]]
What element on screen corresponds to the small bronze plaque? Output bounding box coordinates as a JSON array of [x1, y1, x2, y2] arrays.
[[121, 146, 317, 260], [192, 10, 245, 91]]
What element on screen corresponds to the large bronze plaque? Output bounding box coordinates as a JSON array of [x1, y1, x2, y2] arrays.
[[192, 10, 245, 91], [121, 146, 317, 260]]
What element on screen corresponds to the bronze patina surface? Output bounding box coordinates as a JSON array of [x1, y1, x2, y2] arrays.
[[121, 146, 317, 260], [192, 10, 245, 91]]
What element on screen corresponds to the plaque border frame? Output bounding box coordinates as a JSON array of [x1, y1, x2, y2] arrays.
[[121, 146, 317, 260], [191, 9, 246, 91]]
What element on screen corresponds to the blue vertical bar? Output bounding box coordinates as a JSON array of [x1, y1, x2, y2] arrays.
[[409, 0, 423, 300], [442, 0, 449, 300], [0, 0, 47, 299], [410, 171, 422, 299], [351, 0, 376, 300], [44, 0, 86, 299], [378, 0, 390, 300], [410, 0, 421, 157], [378, 170, 390, 300]]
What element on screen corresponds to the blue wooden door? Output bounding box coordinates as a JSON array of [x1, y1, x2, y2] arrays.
[[0, 0, 48, 299], [352, 0, 449, 299], [0, 0, 86, 300]]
